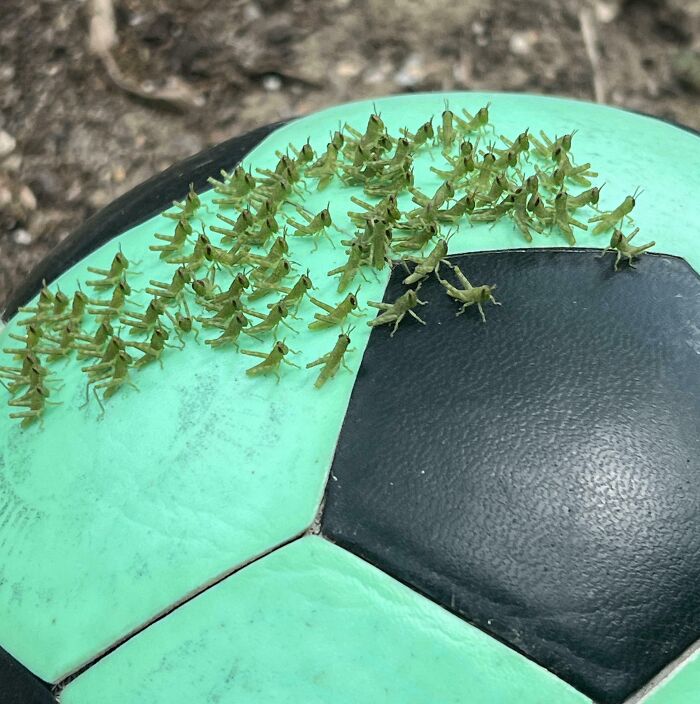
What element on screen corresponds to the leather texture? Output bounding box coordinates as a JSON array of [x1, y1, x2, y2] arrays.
[[321, 249, 700, 704], [1, 120, 288, 319], [0, 647, 55, 704]]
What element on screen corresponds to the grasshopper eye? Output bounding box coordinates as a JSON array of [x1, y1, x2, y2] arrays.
[[349, 295, 357, 307]]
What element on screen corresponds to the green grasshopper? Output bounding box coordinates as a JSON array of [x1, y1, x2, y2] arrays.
[[530, 130, 576, 160], [244, 302, 296, 338], [392, 222, 439, 252], [120, 297, 168, 337], [164, 183, 201, 222], [308, 291, 361, 330], [127, 327, 170, 369], [549, 191, 588, 245], [85, 250, 135, 290], [205, 312, 251, 350], [145, 266, 192, 308], [71, 321, 115, 360], [436, 264, 500, 321], [455, 103, 494, 135], [599, 227, 655, 270], [249, 260, 293, 301], [400, 119, 434, 152], [86, 279, 132, 321], [166, 232, 210, 271], [306, 142, 341, 190], [150, 219, 192, 259], [328, 241, 370, 293], [367, 287, 428, 337], [17, 288, 70, 328], [205, 273, 251, 309], [7, 383, 60, 428], [306, 329, 353, 388], [3, 323, 44, 357], [84, 349, 138, 417], [436, 106, 459, 151], [191, 266, 220, 301], [32, 322, 80, 362], [209, 165, 256, 206], [209, 209, 255, 243], [242, 339, 300, 382], [286, 205, 338, 250], [402, 238, 450, 285], [270, 273, 314, 313], [17, 282, 56, 317], [347, 194, 401, 227], [588, 189, 640, 234]]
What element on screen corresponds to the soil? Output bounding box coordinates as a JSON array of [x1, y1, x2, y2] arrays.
[[0, 0, 698, 310]]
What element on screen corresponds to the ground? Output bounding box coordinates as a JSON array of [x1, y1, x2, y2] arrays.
[[0, 0, 698, 310]]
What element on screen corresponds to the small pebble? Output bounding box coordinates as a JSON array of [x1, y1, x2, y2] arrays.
[[13, 229, 32, 245], [0, 129, 16, 159]]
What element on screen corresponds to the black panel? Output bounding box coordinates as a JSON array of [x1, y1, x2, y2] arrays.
[[1, 120, 289, 319], [322, 250, 700, 704], [0, 647, 55, 704]]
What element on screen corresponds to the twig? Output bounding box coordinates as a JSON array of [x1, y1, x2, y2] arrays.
[[87, 0, 203, 111], [579, 6, 607, 104]]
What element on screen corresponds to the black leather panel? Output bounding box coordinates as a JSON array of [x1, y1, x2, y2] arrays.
[[322, 250, 700, 704], [1, 121, 288, 319], [0, 647, 55, 704]]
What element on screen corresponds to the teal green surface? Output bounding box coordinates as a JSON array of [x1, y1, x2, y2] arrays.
[[61, 537, 592, 704], [643, 651, 700, 704], [1, 92, 698, 683]]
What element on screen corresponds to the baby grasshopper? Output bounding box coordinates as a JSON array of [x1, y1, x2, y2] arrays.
[[206, 273, 251, 309], [328, 241, 370, 293], [566, 185, 603, 211], [150, 219, 192, 259], [166, 231, 210, 271], [164, 183, 201, 221], [402, 238, 450, 285], [286, 205, 338, 250], [120, 297, 168, 336], [145, 266, 192, 308], [248, 260, 293, 301], [241, 339, 300, 382], [3, 323, 44, 357], [209, 209, 255, 244], [368, 218, 393, 270], [306, 329, 353, 388], [191, 266, 220, 301], [392, 221, 439, 252], [17, 288, 70, 328], [7, 384, 60, 428], [86, 279, 132, 321], [306, 142, 341, 190], [308, 290, 361, 330], [127, 327, 170, 369], [271, 273, 314, 313], [367, 287, 428, 337], [17, 281, 56, 317], [71, 321, 115, 360], [435, 193, 476, 224], [437, 105, 458, 151], [530, 130, 576, 160], [196, 297, 243, 329], [550, 191, 588, 245], [205, 312, 251, 350], [0, 352, 50, 394], [84, 349, 138, 418], [588, 189, 640, 235], [244, 301, 296, 338], [32, 322, 80, 362], [168, 311, 199, 346], [456, 103, 494, 135], [436, 264, 500, 321], [86, 250, 133, 290], [400, 119, 434, 152], [204, 242, 253, 270], [208, 165, 256, 205], [430, 153, 475, 184], [599, 227, 655, 270], [347, 194, 401, 227], [247, 235, 289, 272]]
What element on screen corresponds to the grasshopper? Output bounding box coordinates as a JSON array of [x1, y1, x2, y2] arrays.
[[588, 189, 640, 234], [120, 297, 168, 337], [166, 232, 210, 271], [84, 349, 138, 417], [7, 384, 60, 428], [308, 291, 361, 330], [204, 312, 251, 350], [86, 250, 134, 290], [306, 330, 353, 388], [437, 264, 500, 321], [150, 219, 192, 259], [86, 279, 132, 321], [164, 183, 201, 222], [209, 209, 255, 243], [127, 327, 170, 369], [286, 205, 338, 249], [191, 266, 220, 301], [328, 241, 370, 293], [271, 273, 314, 313], [248, 260, 293, 301], [402, 239, 450, 285], [400, 119, 434, 152], [455, 103, 494, 135], [347, 194, 401, 227], [367, 287, 428, 337], [599, 228, 655, 270], [145, 266, 192, 308], [306, 142, 341, 190], [242, 340, 300, 382], [209, 165, 256, 206], [550, 191, 588, 245], [392, 222, 439, 252], [244, 302, 296, 338]]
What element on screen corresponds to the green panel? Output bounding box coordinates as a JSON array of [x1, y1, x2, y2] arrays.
[[1, 92, 697, 682], [62, 537, 591, 704], [643, 651, 700, 704]]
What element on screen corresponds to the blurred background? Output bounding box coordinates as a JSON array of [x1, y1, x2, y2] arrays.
[[0, 0, 698, 308]]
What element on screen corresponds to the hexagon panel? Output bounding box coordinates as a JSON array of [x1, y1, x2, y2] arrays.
[[322, 249, 700, 704]]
